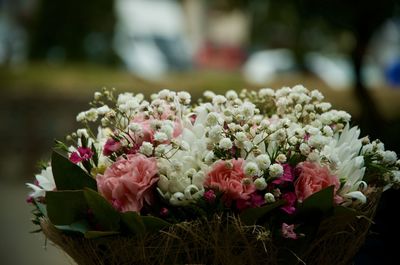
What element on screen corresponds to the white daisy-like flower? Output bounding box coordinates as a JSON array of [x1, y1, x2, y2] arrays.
[[26, 166, 55, 198]]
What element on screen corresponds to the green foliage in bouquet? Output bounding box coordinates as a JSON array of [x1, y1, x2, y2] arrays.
[[27, 86, 399, 265]]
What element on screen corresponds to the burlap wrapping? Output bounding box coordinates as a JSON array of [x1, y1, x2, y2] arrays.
[[40, 190, 380, 265]]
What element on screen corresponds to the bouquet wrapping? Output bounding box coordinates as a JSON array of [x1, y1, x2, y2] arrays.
[[27, 85, 399, 265]]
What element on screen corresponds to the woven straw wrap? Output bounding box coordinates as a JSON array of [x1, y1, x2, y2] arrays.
[[40, 190, 381, 265]]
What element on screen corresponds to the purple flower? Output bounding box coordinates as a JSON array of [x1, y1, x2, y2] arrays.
[[272, 164, 294, 185], [281, 192, 297, 215], [204, 190, 217, 203], [103, 138, 122, 156], [282, 223, 297, 239], [70, 147, 94, 164]]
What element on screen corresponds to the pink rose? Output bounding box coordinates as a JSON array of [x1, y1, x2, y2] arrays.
[[205, 159, 256, 204], [96, 154, 159, 212], [294, 162, 341, 203]]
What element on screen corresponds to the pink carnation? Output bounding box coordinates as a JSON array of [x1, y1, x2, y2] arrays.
[[204, 159, 256, 204], [281, 192, 297, 214], [70, 147, 94, 164], [282, 223, 297, 239], [96, 154, 159, 212], [103, 138, 122, 156], [132, 115, 182, 144], [295, 161, 341, 203]]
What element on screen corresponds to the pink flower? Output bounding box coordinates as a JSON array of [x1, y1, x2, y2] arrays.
[[281, 192, 297, 214], [132, 115, 183, 144], [96, 154, 159, 212], [204, 159, 256, 205], [295, 161, 341, 203], [282, 223, 297, 239], [236, 192, 264, 211], [272, 164, 294, 185], [70, 147, 94, 164], [204, 190, 217, 203], [103, 138, 122, 156]]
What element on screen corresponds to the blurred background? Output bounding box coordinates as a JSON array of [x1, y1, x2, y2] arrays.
[[1, 0, 400, 264]]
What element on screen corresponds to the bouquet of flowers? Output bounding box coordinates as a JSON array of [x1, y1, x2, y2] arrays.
[[27, 85, 399, 265]]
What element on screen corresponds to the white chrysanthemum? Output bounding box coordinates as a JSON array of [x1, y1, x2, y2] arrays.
[[321, 124, 366, 196], [26, 166, 55, 198], [156, 108, 209, 205], [269, 163, 283, 178]]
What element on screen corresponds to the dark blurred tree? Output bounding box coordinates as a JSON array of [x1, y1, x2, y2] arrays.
[[242, 0, 399, 138], [297, 0, 398, 138], [29, 0, 116, 63]]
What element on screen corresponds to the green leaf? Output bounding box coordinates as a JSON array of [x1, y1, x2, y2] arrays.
[[299, 185, 334, 214], [84, 231, 120, 239], [55, 220, 90, 234], [33, 199, 47, 217], [84, 188, 120, 231], [141, 216, 171, 233], [51, 150, 97, 191], [240, 200, 285, 225], [121, 211, 146, 235], [46, 190, 88, 225]]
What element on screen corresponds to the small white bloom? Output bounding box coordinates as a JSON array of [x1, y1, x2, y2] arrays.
[[276, 154, 287, 163], [77, 129, 89, 138], [140, 142, 153, 156], [180, 140, 190, 151], [154, 132, 168, 142], [203, 90, 216, 99], [311, 89, 324, 101], [128, 123, 142, 133], [259, 88, 275, 97], [299, 143, 311, 155], [264, 193, 276, 203], [204, 151, 215, 164], [382, 151, 397, 165], [155, 144, 168, 156], [254, 177, 267, 190], [256, 154, 271, 170], [225, 90, 238, 100], [76, 111, 86, 122], [307, 151, 320, 162], [206, 112, 219, 126], [94, 91, 102, 100], [322, 125, 333, 137], [177, 91, 191, 104], [97, 105, 111, 115], [219, 138, 233, 150], [212, 95, 227, 105], [269, 163, 283, 178], [85, 108, 99, 122], [235, 132, 247, 142], [244, 161, 259, 176]]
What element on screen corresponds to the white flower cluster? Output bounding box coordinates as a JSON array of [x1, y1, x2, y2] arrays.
[[29, 86, 398, 208]]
